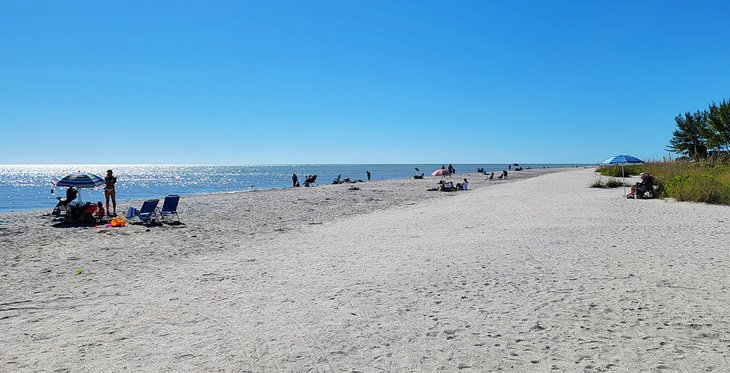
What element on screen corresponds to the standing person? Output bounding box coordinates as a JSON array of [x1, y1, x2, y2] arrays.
[[104, 169, 117, 216], [292, 173, 299, 187], [508, 164, 512, 170], [366, 170, 371, 181]]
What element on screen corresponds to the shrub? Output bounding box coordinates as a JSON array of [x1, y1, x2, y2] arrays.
[[590, 179, 605, 188], [605, 178, 627, 188], [590, 177, 627, 188], [662, 174, 730, 204]]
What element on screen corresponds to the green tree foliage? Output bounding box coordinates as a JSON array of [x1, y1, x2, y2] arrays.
[[668, 110, 708, 160], [707, 100, 730, 152], [669, 100, 730, 160]]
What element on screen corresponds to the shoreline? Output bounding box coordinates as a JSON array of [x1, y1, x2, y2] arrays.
[[0, 168, 572, 217], [0, 164, 582, 214]]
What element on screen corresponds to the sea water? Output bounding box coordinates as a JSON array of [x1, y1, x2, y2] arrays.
[[0, 164, 574, 212]]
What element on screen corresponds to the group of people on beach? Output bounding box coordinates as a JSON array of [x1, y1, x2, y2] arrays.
[[54, 169, 118, 221], [292, 170, 372, 187], [437, 178, 469, 192]]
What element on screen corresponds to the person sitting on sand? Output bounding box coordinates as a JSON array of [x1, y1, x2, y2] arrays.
[[487, 172, 494, 181], [627, 173, 655, 199], [75, 202, 98, 224], [439, 180, 456, 192], [95, 201, 106, 219], [462, 178, 468, 190]]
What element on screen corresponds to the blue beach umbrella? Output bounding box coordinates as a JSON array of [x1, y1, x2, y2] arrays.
[[52, 172, 105, 202], [600, 154, 644, 195]]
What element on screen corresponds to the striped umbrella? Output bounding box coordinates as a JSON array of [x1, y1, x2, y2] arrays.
[[52, 172, 105, 202]]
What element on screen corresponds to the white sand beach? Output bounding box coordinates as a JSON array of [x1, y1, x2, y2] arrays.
[[1, 168, 729, 372]]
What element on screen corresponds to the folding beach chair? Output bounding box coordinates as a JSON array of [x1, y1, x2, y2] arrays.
[[160, 195, 180, 222], [131, 199, 159, 224]]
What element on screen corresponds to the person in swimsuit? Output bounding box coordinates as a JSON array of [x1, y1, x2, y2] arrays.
[[104, 169, 117, 216]]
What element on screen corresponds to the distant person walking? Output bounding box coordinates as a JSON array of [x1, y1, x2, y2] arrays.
[[104, 169, 117, 216], [366, 171, 371, 181], [292, 173, 299, 187]]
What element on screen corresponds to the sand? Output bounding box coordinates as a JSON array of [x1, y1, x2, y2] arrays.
[[1, 168, 729, 372]]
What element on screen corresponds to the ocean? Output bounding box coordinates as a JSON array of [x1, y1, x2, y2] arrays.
[[0, 164, 575, 212]]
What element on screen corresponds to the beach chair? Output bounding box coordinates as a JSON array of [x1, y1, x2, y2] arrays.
[[160, 195, 180, 222], [130, 199, 159, 223]]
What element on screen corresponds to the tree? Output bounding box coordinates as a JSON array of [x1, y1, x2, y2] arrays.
[[668, 110, 709, 160], [707, 99, 730, 152]]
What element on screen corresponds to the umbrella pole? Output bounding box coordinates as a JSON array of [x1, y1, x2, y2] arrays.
[[622, 164, 626, 196]]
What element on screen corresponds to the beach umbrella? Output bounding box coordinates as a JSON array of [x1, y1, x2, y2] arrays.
[[52, 172, 105, 202], [600, 154, 643, 195], [432, 169, 449, 176]]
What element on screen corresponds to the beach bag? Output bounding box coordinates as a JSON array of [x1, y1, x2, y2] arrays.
[[126, 206, 138, 219]]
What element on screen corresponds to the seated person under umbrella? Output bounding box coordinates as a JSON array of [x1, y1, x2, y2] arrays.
[[52, 187, 78, 215], [627, 173, 655, 199], [61, 187, 78, 205]]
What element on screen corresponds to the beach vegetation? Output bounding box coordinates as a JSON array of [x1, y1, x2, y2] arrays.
[[641, 160, 730, 205], [590, 178, 605, 188], [590, 177, 627, 188], [596, 165, 643, 177], [668, 99, 730, 160], [605, 178, 627, 188]]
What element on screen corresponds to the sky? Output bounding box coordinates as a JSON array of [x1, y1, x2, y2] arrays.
[[1, 1, 729, 164]]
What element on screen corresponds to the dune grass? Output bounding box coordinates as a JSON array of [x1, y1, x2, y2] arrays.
[[642, 160, 730, 205], [590, 177, 628, 189], [596, 165, 643, 177]]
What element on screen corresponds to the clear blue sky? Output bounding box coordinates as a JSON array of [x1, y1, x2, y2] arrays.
[[2, 1, 729, 164]]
